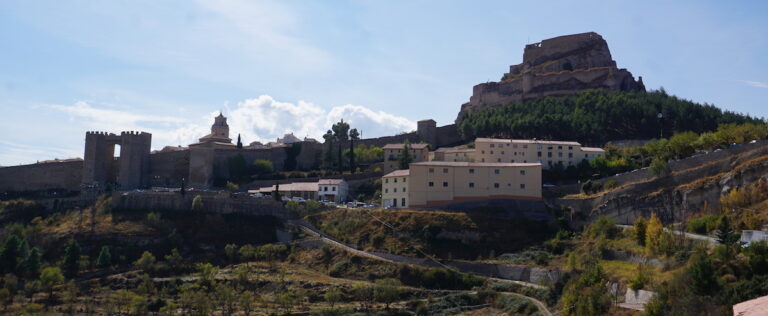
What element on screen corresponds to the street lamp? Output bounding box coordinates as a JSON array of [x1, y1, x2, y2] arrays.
[[657, 113, 664, 139]]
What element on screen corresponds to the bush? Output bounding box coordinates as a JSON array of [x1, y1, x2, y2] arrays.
[[603, 179, 618, 189], [686, 215, 720, 234]]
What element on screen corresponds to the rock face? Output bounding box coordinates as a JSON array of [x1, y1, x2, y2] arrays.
[[458, 32, 645, 121]]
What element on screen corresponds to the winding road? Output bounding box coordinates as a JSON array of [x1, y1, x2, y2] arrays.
[[289, 219, 553, 316]]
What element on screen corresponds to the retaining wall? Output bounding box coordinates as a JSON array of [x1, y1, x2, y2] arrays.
[[0, 160, 83, 192], [112, 192, 285, 218]]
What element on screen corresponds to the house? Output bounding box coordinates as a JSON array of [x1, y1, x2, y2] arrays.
[[250, 182, 318, 200], [382, 170, 409, 208], [382, 161, 541, 209], [470, 138, 604, 169], [382, 143, 429, 173], [317, 179, 349, 203], [432, 147, 475, 162]]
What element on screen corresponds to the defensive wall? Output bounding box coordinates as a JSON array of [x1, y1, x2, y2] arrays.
[[357, 122, 464, 150], [0, 160, 83, 192], [112, 191, 285, 218]]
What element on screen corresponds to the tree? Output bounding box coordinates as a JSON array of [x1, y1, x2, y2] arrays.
[[560, 264, 611, 316], [273, 183, 281, 201], [349, 128, 360, 173], [226, 181, 239, 192], [192, 195, 204, 212], [649, 157, 669, 177], [236, 133, 243, 149], [322, 130, 335, 170], [96, 246, 112, 268], [62, 240, 81, 277], [324, 287, 342, 309], [0, 235, 22, 274], [225, 244, 238, 263], [165, 248, 184, 270], [645, 213, 664, 256], [332, 120, 350, 173], [398, 140, 413, 169], [134, 251, 156, 272], [180, 178, 186, 196], [227, 154, 249, 183], [716, 215, 735, 245], [39, 267, 64, 305], [353, 282, 373, 310], [374, 278, 401, 309], [62, 280, 78, 316], [252, 159, 274, 178], [687, 252, 719, 295], [634, 217, 647, 246], [22, 247, 41, 277]]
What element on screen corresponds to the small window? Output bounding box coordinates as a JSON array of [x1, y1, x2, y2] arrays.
[[428, 181, 434, 187], [482, 158, 485, 162], [568, 146, 573, 150], [501, 151, 505, 154], [401, 198, 406, 207], [443, 182, 448, 187], [393, 188, 397, 192], [520, 183, 526, 189], [523, 145, 528, 149], [385, 188, 388, 193], [547, 152, 552, 158], [494, 169, 500, 174], [536, 145, 542, 150], [469, 182, 475, 188], [520, 170, 526, 175], [403, 187, 406, 192], [403, 177, 407, 182], [558, 152, 563, 157], [490, 144, 495, 148], [568, 153, 573, 158], [494, 183, 499, 188], [558, 145, 563, 149], [513, 144, 518, 148], [469, 168, 475, 174], [385, 179, 388, 184], [429, 168, 434, 173], [332, 187, 336, 191], [490, 150, 494, 154], [443, 168, 448, 173], [497, 158, 501, 162], [481, 150, 485, 154], [537, 151, 542, 157], [394, 178, 397, 183]]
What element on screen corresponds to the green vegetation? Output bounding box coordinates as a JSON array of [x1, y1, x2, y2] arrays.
[[398, 140, 413, 169], [458, 89, 763, 144]]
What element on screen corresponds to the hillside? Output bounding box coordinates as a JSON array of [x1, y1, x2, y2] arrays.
[[458, 89, 763, 145]]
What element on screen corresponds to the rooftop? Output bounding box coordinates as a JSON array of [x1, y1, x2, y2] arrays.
[[410, 161, 541, 168], [318, 179, 345, 185], [383, 143, 430, 150], [251, 182, 318, 193], [581, 147, 605, 152], [383, 170, 410, 177], [475, 138, 582, 146], [734, 294, 768, 316], [434, 147, 476, 153]]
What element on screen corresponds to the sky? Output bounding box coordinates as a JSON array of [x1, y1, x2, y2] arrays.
[[0, 0, 767, 166]]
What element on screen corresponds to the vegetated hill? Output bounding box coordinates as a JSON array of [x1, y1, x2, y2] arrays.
[[457, 89, 764, 145], [306, 208, 561, 260], [559, 140, 768, 227]]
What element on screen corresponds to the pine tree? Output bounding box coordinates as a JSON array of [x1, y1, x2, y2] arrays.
[[717, 215, 734, 245], [398, 140, 413, 170], [62, 240, 81, 277], [349, 128, 360, 173], [96, 246, 112, 268], [22, 247, 41, 277], [634, 217, 647, 246], [237, 134, 243, 149], [0, 235, 22, 274]]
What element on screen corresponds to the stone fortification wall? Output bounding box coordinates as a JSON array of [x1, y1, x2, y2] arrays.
[[112, 191, 285, 218], [0, 160, 83, 192], [358, 132, 421, 149], [358, 124, 464, 150], [148, 150, 190, 187], [458, 32, 644, 121]]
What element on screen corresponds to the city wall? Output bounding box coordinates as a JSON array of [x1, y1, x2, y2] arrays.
[[112, 191, 285, 218], [0, 160, 83, 192]]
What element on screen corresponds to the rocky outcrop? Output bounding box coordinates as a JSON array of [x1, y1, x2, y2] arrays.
[[458, 32, 645, 121]]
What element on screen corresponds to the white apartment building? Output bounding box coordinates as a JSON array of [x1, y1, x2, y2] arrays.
[[472, 138, 604, 169], [382, 170, 409, 208], [318, 179, 349, 203]]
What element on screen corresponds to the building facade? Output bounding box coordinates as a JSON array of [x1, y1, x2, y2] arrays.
[[382, 170, 409, 208], [317, 179, 349, 203], [471, 138, 604, 169], [382, 161, 541, 209], [382, 143, 429, 173]]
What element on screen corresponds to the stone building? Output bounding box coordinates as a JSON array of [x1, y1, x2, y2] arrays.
[[382, 143, 430, 173], [82, 131, 152, 189], [382, 161, 541, 209], [471, 138, 604, 169]]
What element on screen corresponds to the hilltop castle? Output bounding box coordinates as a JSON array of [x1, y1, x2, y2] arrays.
[[458, 32, 645, 120]]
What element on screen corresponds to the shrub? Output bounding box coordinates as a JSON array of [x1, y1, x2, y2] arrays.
[[687, 215, 719, 234], [603, 179, 618, 189]]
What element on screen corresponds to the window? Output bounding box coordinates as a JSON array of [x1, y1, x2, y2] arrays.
[[585, 154, 589, 158], [490, 150, 494, 154], [558, 152, 563, 157], [523, 145, 528, 149], [547, 152, 552, 158], [469, 168, 475, 174], [481, 150, 485, 154], [520, 170, 526, 175], [501, 151, 505, 154], [490, 144, 495, 148], [568, 153, 573, 158], [568, 146, 573, 150], [537, 151, 542, 157], [403, 177, 407, 182], [384, 179, 388, 184], [547, 146, 553, 150], [558, 145, 562, 149], [494, 169, 500, 174], [324, 186, 328, 191], [428, 181, 434, 187], [469, 182, 475, 188], [429, 168, 434, 173], [497, 158, 501, 162], [394, 178, 397, 183], [443, 182, 448, 187], [443, 168, 448, 173], [482, 158, 485, 162], [385, 189, 388, 193], [520, 183, 526, 189], [393, 188, 397, 192], [332, 187, 336, 191], [513, 144, 518, 148], [401, 198, 406, 207], [403, 187, 406, 192], [536, 145, 542, 150]]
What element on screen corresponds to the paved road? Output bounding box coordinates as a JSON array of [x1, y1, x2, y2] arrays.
[[290, 220, 552, 316], [616, 224, 718, 243]]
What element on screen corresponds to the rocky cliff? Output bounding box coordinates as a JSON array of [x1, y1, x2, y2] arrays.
[[457, 32, 645, 121]]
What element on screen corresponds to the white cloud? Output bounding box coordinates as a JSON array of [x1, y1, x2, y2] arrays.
[[743, 80, 768, 89], [49, 95, 416, 151]]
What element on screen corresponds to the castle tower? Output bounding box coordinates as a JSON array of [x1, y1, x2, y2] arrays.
[[198, 112, 232, 144], [417, 119, 437, 148], [82, 131, 151, 190]]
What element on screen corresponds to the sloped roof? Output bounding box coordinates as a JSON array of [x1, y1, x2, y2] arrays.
[[383, 170, 410, 177], [734, 295, 768, 316], [383, 143, 429, 150]]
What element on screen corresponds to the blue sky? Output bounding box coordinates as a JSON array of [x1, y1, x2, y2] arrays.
[[0, 0, 766, 165]]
